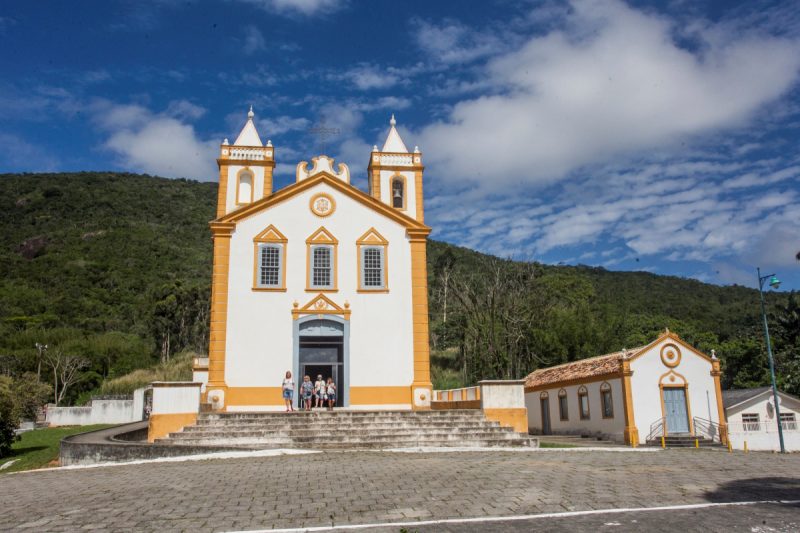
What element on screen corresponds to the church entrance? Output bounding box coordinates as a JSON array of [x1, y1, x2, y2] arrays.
[[295, 319, 347, 408]]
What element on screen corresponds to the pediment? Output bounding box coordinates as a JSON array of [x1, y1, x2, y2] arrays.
[[306, 226, 338, 245], [356, 227, 388, 245], [292, 294, 351, 320], [253, 224, 287, 243]]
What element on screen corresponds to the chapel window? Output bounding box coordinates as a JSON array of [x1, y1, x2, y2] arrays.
[[311, 245, 334, 289], [742, 413, 760, 432], [578, 386, 590, 420], [780, 413, 797, 431], [558, 389, 568, 421], [600, 382, 613, 418], [391, 177, 405, 209], [257, 244, 282, 288], [361, 247, 385, 288], [237, 170, 253, 204]]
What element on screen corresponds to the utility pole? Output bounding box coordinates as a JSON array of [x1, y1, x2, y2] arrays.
[[35, 342, 48, 381]]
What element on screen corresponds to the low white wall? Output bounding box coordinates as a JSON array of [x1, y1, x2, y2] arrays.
[[728, 425, 800, 452], [151, 382, 201, 415], [480, 380, 525, 409], [46, 399, 139, 426]]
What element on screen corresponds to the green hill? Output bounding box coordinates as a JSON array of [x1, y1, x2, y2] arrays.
[[0, 172, 796, 403]]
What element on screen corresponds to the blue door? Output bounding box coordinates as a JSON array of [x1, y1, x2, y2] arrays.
[[663, 388, 689, 434]]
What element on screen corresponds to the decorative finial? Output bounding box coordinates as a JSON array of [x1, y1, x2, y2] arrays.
[[344, 300, 350, 309], [665, 327, 670, 334], [711, 349, 717, 360], [267, 139, 272, 147], [414, 146, 420, 153], [248, 105, 254, 119], [373, 145, 379, 152], [292, 301, 299, 308], [222, 138, 229, 146], [390, 113, 396, 126], [622, 348, 628, 359]]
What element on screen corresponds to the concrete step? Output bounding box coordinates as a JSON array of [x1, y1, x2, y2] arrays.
[[189, 421, 501, 430], [169, 428, 518, 441], [157, 435, 536, 449]]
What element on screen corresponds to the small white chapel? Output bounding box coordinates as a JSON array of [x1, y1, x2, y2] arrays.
[[194, 108, 433, 412]]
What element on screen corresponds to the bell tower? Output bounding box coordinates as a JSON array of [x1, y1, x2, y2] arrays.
[[215, 106, 276, 218], [367, 115, 425, 222]]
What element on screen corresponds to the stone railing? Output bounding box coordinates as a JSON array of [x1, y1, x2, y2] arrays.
[[220, 147, 272, 161], [434, 386, 480, 403], [379, 153, 414, 166]]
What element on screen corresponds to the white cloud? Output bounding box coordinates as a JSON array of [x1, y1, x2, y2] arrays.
[[412, 18, 507, 65], [259, 115, 310, 136], [418, 0, 800, 189], [243, 25, 266, 54], [91, 100, 217, 181], [341, 64, 400, 90], [237, 0, 345, 16], [0, 133, 60, 171]]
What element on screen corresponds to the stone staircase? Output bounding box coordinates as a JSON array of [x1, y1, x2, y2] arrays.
[[645, 434, 725, 448], [156, 410, 537, 450]]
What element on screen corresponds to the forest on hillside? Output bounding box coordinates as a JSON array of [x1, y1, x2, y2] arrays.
[[0, 172, 797, 407]]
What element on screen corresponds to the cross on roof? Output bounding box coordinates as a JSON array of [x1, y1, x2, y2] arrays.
[[307, 115, 340, 154]]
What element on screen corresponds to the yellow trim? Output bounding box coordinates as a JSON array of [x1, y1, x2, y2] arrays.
[[217, 171, 430, 234], [292, 293, 351, 320], [252, 224, 287, 291], [226, 387, 283, 406], [627, 331, 715, 364], [389, 173, 407, 211], [356, 227, 389, 292], [620, 359, 638, 446], [263, 160, 274, 197], [217, 164, 229, 218], [414, 169, 424, 223], [484, 408, 528, 434], [577, 385, 590, 420], [600, 381, 614, 419], [306, 226, 338, 292], [660, 343, 682, 368], [236, 168, 255, 206], [148, 412, 197, 442], [711, 360, 729, 445], [207, 222, 235, 390], [309, 192, 336, 218], [350, 386, 411, 405], [409, 233, 432, 409]]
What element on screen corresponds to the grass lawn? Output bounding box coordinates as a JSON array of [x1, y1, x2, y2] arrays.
[[1, 425, 113, 474]]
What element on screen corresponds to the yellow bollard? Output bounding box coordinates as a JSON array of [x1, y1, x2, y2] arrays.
[[744, 441, 748, 453], [727, 441, 732, 453], [695, 438, 699, 449], [661, 436, 666, 449]]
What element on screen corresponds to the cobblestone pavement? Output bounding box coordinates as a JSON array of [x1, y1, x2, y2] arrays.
[[1, 449, 799, 532]]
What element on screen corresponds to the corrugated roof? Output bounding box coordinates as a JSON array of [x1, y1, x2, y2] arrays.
[[722, 387, 772, 409], [524, 346, 645, 390]]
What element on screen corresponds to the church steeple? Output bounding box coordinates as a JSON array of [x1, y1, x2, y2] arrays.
[[367, 114, 425, 222], [216, 107, 275, 218]]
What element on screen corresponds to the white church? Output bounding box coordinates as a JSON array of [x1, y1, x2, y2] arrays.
[[196, 108, 433, 412]]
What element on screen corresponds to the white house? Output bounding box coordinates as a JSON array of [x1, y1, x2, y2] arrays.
[[524, 330, 727, 446], [724, 387, 800, 452], [196, 109, 432, 413]]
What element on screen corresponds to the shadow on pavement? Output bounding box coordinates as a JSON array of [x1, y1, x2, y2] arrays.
[[705, 477, 800, 503]]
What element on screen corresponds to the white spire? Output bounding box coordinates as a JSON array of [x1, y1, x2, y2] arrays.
[[381, 113, 408, 153], [234, 106, 263, 146]]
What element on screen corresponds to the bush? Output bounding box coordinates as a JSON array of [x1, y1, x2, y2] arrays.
[[0, 377, 17, 458], [99, 351, 194, 396]]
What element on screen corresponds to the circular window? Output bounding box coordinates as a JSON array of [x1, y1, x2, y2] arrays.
[[660, 343, 682, 368], [309, 192, 336, 217]]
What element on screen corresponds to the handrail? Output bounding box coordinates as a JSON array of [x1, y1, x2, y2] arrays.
[[693, 417, 721, 443], [647, 417, 666, 441]]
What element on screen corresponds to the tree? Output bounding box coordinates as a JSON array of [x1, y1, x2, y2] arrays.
[[773, 292, 800, 395], [12, 373, 52, 421], [45, 350, 89, 405], [0, 376, 16, 458]]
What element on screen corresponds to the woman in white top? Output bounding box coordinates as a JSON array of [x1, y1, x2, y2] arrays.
[[314, 374, 326, 408], [282, 370, 295, 412]]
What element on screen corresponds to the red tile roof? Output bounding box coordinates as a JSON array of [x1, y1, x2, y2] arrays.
[[524, 346, 645, 390]]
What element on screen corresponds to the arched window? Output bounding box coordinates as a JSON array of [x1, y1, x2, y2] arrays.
[[578, 385, 590, 420], [558, 388, 568, 421], [390, 176, 405, 209], [237, 170, 253, 205], [600, 382, 614, 418], [540, 391, 549, 399]]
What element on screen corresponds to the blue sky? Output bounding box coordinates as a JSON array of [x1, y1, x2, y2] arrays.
[[1, 0, 799, 290]]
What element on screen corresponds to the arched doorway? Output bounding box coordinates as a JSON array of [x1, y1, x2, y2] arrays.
[[293, 317, 349, 408]]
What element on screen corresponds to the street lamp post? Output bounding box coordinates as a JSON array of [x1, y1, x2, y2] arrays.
[[756, 267, 785, 454], [35, 342, 48, 382]]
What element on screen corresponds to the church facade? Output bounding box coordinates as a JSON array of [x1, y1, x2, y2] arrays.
[[199, 109, 433, 411]]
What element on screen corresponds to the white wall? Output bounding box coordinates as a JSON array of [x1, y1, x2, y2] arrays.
[[46, 399, 140, 426], [727, 393, 800, 451], [629, 339, 720, 443], [151, 383, 201, 415], [525, 378, 625, 441], [226, 164, 266, 214], [223, 180, 414, 403]]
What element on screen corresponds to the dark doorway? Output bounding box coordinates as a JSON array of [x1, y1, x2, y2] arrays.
[[298, 336, 343, 407]]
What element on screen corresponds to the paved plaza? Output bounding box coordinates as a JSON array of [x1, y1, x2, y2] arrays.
[[2, 449, 799, 532]]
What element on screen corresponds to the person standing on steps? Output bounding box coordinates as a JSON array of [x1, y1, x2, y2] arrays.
[[282, 370, 295, 412], [300, 375, 314, 411], [326, 377, 336, 411], [314, 374, 325, 409]]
